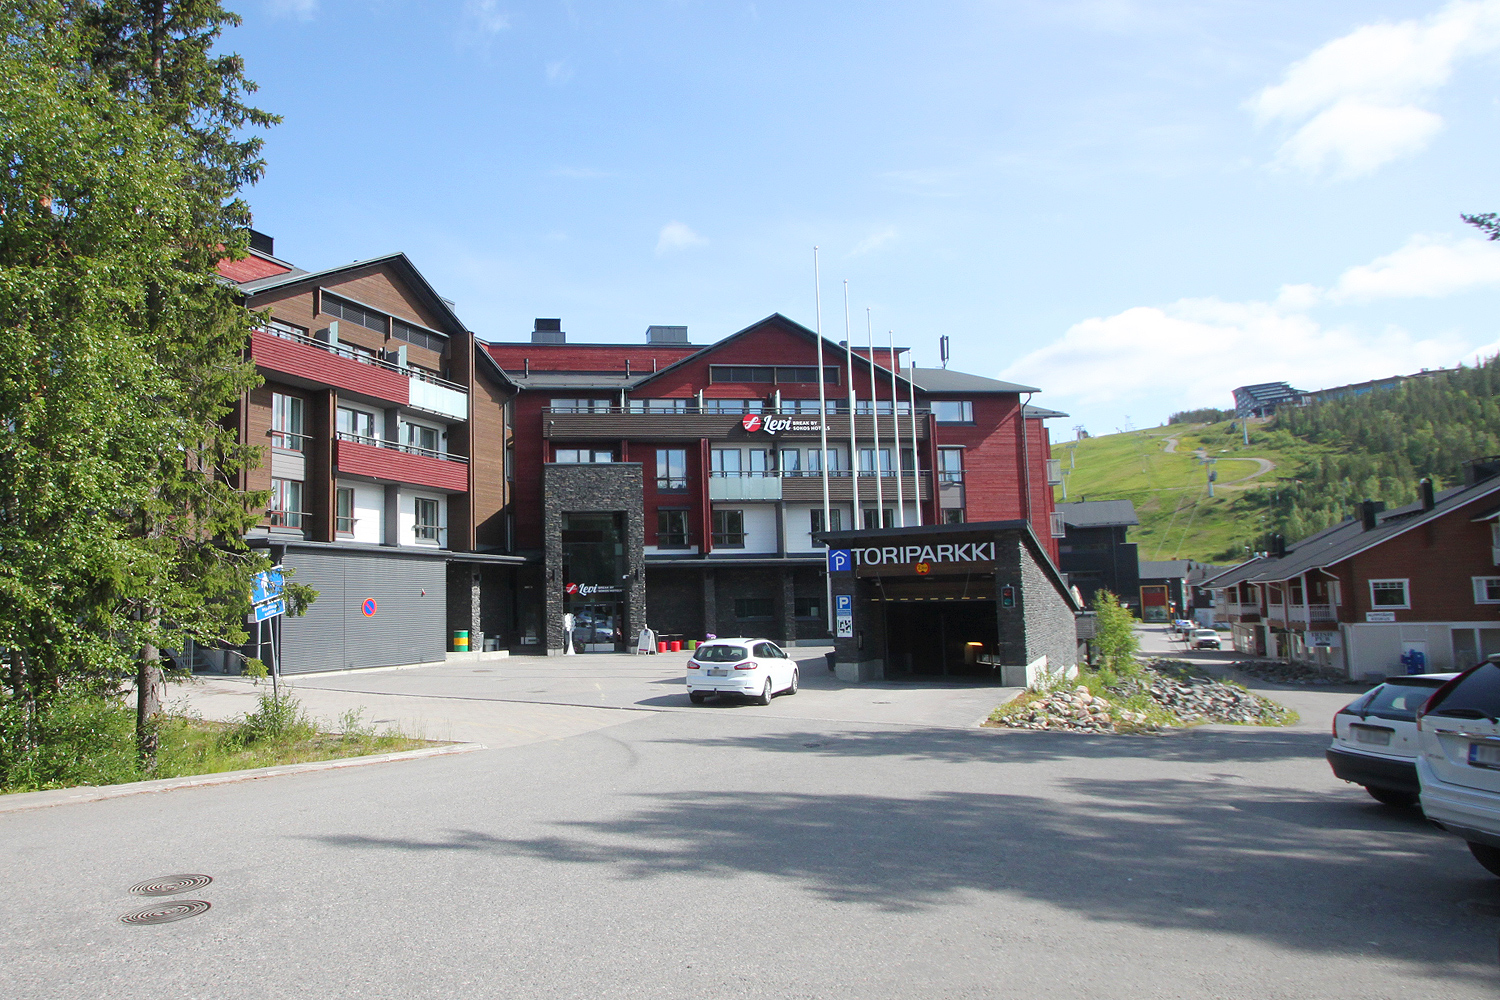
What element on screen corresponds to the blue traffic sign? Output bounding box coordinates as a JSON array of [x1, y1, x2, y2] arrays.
[[251, 567, 285, 605], [827, 549, 853, 572], [836, 594, 852, 612], [253, 598, 285, 622]]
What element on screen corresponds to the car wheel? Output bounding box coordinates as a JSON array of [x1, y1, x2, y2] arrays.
[[756, 679, 773, 706], [786, 668, 799, 695], [1468, 842, 1500, 878], [1365, 786, 1418, 808], [689, 692, 706, 705]]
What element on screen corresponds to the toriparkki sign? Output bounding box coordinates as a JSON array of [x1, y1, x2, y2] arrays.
[[843, 541, 998, 568]]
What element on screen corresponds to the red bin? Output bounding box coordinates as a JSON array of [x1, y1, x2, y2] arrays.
[[657, 641, 668, 653], [670, 641, 682, 652]]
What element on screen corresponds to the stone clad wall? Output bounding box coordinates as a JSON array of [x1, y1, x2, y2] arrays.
[[1019, 537, 1079, 670], [543, 463, 646, 654]]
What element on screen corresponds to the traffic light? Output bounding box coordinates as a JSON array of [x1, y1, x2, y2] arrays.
[[1000, 584, 1016, 608]]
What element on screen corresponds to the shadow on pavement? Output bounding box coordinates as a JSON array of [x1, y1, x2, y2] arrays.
[[306, 773, 1496, 981]]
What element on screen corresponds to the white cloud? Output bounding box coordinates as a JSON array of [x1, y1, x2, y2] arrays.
[[1002, 297, 1470, 423], [463, 0, 511, 36], [1330, 234, 1500, 301], [267, 0, 317, 18], [656, 222, 707, 255], [545, 60, 574, 85], [850, 228, 897, 256], [1248, 1, 1500, 177]]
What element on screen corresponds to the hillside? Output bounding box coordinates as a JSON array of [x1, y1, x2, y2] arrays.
[[1057, 356, 1500, 562]]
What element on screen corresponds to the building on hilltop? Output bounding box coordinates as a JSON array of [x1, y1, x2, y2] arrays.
[[1233, 381, 1304, 418]]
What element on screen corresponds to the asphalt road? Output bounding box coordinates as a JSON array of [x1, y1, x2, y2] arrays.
[[3, 642, 1496, 998]]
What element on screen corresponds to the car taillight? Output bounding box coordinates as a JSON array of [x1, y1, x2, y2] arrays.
[[734, 661, 757, 670], [687, 662, 700, 670]]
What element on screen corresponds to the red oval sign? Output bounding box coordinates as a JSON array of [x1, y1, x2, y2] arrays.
[[362, 598, 377, 617], [741, 413, 763, 433]]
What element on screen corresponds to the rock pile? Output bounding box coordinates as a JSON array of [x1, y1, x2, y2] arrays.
[[1002, 684, 1154, 733], [1230, 658, 1349, 686], [1111, 669, 1282, 725]]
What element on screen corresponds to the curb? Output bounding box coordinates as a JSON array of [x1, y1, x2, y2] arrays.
[[0, 742, 488, 816]]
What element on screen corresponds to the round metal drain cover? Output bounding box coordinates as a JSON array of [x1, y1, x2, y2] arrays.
[[130, 874, 212, 896], [120, 899, 211, 925]]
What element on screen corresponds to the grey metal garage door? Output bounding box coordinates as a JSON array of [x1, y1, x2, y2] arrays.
[[280, 550, 447, 673]]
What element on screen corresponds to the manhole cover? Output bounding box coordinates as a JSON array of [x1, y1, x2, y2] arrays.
[[130, 875, 212, 897], [120, 899, 211, 925]]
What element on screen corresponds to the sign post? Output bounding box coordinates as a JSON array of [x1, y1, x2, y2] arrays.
[[249, 566, 287, 695]]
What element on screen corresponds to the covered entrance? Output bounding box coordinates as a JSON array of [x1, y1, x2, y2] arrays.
[[883, 597, 1000, 678], [567, 599, 624, 653]]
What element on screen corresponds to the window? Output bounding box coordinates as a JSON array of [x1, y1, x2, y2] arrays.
[[808, 448, 843, 473], [391, 318, 447, 353], [712, 509, 745, 547], [862, 508, 894, 529], [657, 509, 690, 548], [735, 597, 774, 619], [550, 398, 611, 413], [942, 508, 965, 525], [336, 487, 355, 535], [414, 497, 441, 541], [780, 399, 827, 415], [749, 449, 773, 476], [321, 292, 388, 333], [933, 400, 974, 423], [856, 400, 895, 415], [554, 448, 614, 463], [629, 398, 690, 414], [265, 318, 306, 341], [1475, 577, 1500, 604], [1049, 510, 1065, 537], [859, 448, 892, 474], [1370, 579, 1410, 609], [337, 407, 376, 443], [710, 449, 742, 476], [405, 422, 441, 456], [794, 597, 822, 619], [710, 365, 839, 384], [702, 398, 763, 415], [779, 449, 802, 476], [810, 507, 842, 542], [656, 448, 687, 490], [271, 393, 305, 451], [268, 479, 303, 528], [938, 447, 964, 484]]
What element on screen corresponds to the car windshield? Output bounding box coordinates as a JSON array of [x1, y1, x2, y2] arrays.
[[1425, 663, 1500, 720], [694, 644, 750, 663], [1361, 680, 1445, 721], [1195, 630, 1217, 639]]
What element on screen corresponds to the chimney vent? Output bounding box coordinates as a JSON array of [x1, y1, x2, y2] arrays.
[[532, 318, 564, 345], [646, 325, 688, 345], [1464, 456, 1500, 487], [1420, 477, 1436, 511], [248, 229, 274, 256], [1360, 499, 1386, 531]]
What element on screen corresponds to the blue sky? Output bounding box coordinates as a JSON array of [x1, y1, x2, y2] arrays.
[[234, 1, 1500, 434]]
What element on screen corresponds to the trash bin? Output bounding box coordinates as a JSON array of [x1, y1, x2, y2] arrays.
[[825, 651, 837, 673], [669, 641, 682, 652], [657, 641, 668, 653], [453, 630, 470, 652], [687, 640, 698, 650]]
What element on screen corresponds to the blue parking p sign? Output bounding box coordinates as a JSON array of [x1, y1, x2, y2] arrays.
[[836, 594, 852, 612], [827, 549, 853, 572]]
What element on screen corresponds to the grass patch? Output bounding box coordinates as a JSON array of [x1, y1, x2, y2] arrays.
[[1, 688, 432, 794]]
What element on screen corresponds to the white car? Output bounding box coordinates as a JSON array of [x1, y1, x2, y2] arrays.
[[1326, 673, 1457, 807], [1191, 628, 1222, 649], [686, 638, 799, 705], [1416, 660, 1500, 877]]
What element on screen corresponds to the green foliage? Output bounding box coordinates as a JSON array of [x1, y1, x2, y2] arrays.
[[1167, 407, 1234, 425], [1091, 590, 1139, 668], [0, 683, 139, 791]]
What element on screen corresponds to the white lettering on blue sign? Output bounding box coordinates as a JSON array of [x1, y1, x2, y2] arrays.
[[851, 541, 995, 566], [836, 594, 852, 612], [827, 549, 853, 572]]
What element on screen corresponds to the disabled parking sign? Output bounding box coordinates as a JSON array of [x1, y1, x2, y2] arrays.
[[827, 549, 853, 572]]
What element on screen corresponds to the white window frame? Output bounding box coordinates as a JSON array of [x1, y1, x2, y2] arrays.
[[1369, 578, 1410, 610], [1474, 576, 1500, 605]]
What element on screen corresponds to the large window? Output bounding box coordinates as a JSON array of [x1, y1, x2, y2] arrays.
[[1474, 577, 1500, 604], [861, 508, 894, 529], [321, 292, 388, 333], [794, 597, 822, 619], [933, 400, 974, 423], [749, 449, 773, 476], [859, 448, 892, 475], [336, 487, 355, 536], [656, 448, 687, 490], [405, 422, 442, 457], [734, 597, 774, 619], [271, 392, 305, 451], [1370, 579, 1410, 609], [710, 449, 742, 476], [712, 509, 745, 547], [629, 398, 690, 414], [657, 509, 689, 548], [938, 447, 964, 484], [268, 478, 303, 528], [554, 448, 614, 463], [549, 398, 612, 413], [942, 508, 965, 524], [810, 507, 842, 544], [337, 406, 377, 444], [702, 398, 763, 415], [779, 449, 802, 476], [414, 497, 441, 542], [710, 365, 839, 384]]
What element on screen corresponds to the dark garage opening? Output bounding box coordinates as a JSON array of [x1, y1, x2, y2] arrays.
[[883, 599, 999, 679]]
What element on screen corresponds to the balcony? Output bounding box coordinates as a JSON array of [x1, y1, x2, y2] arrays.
[[252, 327, 467, 418], [334, 433, 469, 493], [1286, 603, 1339, 626], [542, 405, 929, 442], [1047, 458, 1064, 485], [701, 470, 933, 503]]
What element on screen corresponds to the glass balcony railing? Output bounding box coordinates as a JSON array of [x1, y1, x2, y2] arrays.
[[335, 431, 469, 464]]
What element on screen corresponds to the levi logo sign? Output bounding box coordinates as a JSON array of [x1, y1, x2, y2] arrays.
[[741, 413, 824, 435]]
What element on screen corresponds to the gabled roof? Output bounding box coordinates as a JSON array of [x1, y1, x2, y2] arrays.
[[1208, 476, 1500, 586], [912, 367, 1040, 394], [1199, 557, 1265, 590], [1138, 560, 1191, 580], [235, 253, 469, 338], [1024, 404, 1069, 419], [1056, 499, 1139, 528]]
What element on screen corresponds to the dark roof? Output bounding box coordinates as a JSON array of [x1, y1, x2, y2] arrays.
[[1138, 560, 1191, 580], [235, 253, 469, 338], [1024, 404, 1069, 419], [911, 367, 1040, 394], [1056, 500, 1139, 528], [501, 372, 645, 390], [1205, 477, 1500, 587]]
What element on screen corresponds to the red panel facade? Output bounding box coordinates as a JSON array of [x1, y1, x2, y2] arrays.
[[252, 329, 411, 406], [335, 438, 470, 494], [486, 343, 698, 374]]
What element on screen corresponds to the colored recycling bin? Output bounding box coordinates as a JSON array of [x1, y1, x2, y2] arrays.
[[670, 641, 682, 652], [657, 641, 668, 653], [687, 640, 698, 650], [453, 630, 470, 651]]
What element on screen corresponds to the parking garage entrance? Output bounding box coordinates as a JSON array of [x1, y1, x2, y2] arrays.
[[882, 597, 1000, 678]]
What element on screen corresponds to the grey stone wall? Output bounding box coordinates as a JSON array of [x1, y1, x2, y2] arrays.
[[1019, 537, 1079, 671], [543, 463, 646, 653]]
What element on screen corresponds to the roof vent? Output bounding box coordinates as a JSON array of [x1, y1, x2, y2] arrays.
[[1360, 499, 1386, 531], [247, 229, 274, 256], [646, 325, 688, 345], [532, 318, 564, 345]]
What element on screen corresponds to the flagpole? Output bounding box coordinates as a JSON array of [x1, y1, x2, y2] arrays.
[[814, 248, 833, 636], [843, 281, 860, 526], [866, 308, 884, 525], [889, 329, 905, 527], [908, 355, 923, 525]]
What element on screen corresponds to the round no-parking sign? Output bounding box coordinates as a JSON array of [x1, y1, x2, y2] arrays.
[[362, 598, 377, 617]]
